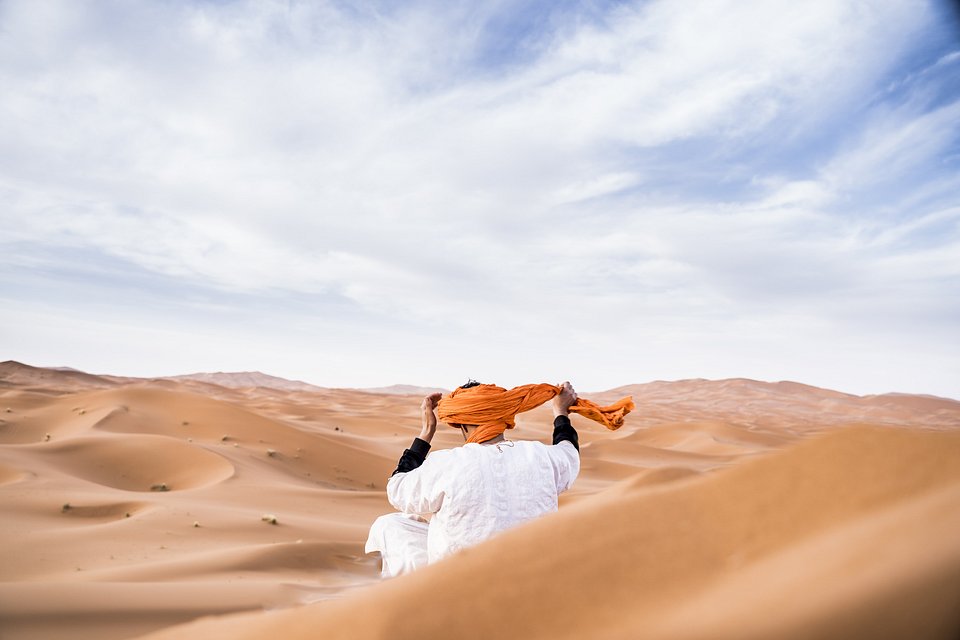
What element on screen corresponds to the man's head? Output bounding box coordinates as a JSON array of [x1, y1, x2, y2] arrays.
[[447, 380, 482, 437], [438, 381, 634, 444], [437, 381, 531, 444]]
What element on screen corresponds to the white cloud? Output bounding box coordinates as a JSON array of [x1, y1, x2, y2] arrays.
[[821, 100, 960, 196], [1, 0, 957, 397]]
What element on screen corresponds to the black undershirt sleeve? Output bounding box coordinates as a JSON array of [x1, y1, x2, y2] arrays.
[[391, 437, 431, 476], [552, 414, 579, 452]]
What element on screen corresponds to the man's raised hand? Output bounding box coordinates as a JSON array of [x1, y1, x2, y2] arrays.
[[553, 381, 577, 417], [419, 392, 443, 442]]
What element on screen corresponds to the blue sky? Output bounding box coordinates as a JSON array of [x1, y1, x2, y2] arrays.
[[1, 0, 958, 398]]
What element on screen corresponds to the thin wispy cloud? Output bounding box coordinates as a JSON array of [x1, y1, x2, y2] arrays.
[[1, 0, 958, 397]]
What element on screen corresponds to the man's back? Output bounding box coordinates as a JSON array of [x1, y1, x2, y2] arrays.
[[386, 439, 579, 561]]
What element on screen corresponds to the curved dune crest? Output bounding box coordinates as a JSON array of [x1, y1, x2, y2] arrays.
[[41, 436, 235, 492], [68, 386, 284, 441], [0, 398, 143, 445]]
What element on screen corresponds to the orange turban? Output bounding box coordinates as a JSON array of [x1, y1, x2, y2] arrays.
[[437, 383, 635, 444]]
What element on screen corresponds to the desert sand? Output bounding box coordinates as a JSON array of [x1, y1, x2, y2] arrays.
[[1, 360, 958, 639]]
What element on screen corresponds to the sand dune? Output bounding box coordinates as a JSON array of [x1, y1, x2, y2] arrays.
[[135, 427, 960, 640], [0, 361, 117, 391], [1, 360, 958, 640], [162, 371, 327, 392], [37, 434, 236, 492]]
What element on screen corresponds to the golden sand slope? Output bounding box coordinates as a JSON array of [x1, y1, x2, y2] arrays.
[[135, 426, 960, 640], [1, 361, 958, 640]]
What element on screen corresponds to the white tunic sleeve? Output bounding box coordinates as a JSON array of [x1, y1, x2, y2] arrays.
[[547, 440, 580, 493], [386, 454, 447, 515]]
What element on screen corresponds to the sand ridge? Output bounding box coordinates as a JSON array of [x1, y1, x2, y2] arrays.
[[1, 361, 958, 639]]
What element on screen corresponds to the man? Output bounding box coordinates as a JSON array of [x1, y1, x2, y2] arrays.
[[365, 380, 633, 578]]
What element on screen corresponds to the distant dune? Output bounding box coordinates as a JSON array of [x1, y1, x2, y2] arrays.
[[162, 371, 328, 392], [0, 360, 118, 390], [352, 384, 450, 396], [1, 361, 958, 640]]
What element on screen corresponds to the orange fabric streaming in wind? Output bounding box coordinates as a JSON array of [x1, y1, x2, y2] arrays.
[[436, 383, 635, 445]]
